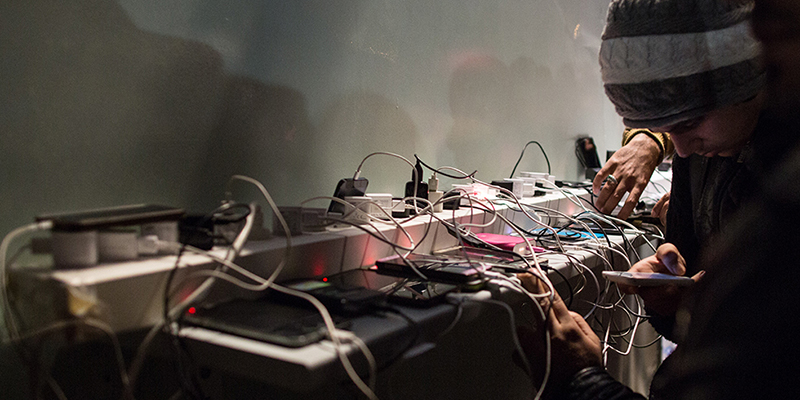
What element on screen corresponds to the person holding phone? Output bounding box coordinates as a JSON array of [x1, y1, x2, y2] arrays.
[[518, 0, 800, 398], [598, 0, 774, 342]]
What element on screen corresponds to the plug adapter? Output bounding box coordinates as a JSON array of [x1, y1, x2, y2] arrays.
[[428, 174, 444, 212], [179, 214, 215, 250], [328, 178, 369, 214]]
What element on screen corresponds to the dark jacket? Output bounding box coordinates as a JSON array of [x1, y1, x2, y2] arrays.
[[650, 114, 790, 341], [649, 144, 759, 340], [553, 111, 800, 399]]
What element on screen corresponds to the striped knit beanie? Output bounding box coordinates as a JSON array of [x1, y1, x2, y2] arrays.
[[599, 0, 765, 129]]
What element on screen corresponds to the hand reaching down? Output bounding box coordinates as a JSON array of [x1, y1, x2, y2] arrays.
[[593, 133, 663, 219]]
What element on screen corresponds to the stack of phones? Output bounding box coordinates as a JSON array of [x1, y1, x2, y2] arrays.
[[181, 298, 352, 348], [374, 253, 489, 285], [374, 248, 541, 285]]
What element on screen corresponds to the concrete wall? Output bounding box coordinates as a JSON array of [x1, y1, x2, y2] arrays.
[[0, 0, 623, 238]]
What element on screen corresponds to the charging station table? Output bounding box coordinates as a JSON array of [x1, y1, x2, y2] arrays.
[[174, 231, 659, 399], [9, 188, 663, 398], [178, 284, 536, 400]]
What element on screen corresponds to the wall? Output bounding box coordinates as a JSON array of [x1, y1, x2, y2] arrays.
[[0, 0, 623, 239], [0, 1, 633, 385]]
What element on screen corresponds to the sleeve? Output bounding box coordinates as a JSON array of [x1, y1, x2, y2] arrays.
[[622, 128, 675, 159], [553, 367, 647, 400], [665, 156, 701, 276], [655, 180, 800, 399]]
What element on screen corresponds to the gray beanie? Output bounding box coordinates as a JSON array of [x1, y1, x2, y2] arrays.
[[599, 0, 765, 129]]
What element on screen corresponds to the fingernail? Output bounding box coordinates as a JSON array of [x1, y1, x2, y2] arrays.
[[662, 253, 678, 272], [695, 270, 706, 280]]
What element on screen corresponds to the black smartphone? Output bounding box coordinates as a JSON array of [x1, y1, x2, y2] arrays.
[[374, 253, 488, 285], [576, 137, 601, 169], [180, 298, 352, 348], [280, 276, 387, 315], [285, 268, 460, 309], [386, 279, 459, 307], [327, 268, 459, 307], [36, 204, 184, 231]]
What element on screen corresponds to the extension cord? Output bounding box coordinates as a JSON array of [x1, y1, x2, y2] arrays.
[[519, 172, 554, 196], [343, 196, 376, 225], [141, 221, 179, 254], [365, 193, 393, 212], [97, 229, 138, 262]]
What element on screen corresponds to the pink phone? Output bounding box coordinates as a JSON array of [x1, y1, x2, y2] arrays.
[[475, 233, 545, 253]]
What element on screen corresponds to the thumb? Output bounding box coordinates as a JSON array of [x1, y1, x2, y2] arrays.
[[656, 244, 686, 275]]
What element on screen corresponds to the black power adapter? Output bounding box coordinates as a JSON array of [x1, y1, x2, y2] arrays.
[[404, 160, 428, 214], [328, 177, 369, 214]]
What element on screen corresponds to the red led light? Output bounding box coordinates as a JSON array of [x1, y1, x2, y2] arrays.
[[188, 307, 196, 314], [322, 277, 328, 282]]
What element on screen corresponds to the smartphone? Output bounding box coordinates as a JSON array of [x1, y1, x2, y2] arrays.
[[180, 298, 351, 348], [345, 267, 459, 307], [529, 227, 605, 240], [434, 247, 546, 272], [279, 275, 387, 315], [36, 204, 184, 231], [374, 253, 488, 285], [602, 271, 694, 287], [283, 268, 458, 310], [387, 279, 459, 307], [474, 233, 546, 253]]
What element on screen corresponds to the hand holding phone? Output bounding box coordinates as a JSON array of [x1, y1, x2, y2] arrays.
[[602, 271, 694, 287], [607, 243, 692, 289]]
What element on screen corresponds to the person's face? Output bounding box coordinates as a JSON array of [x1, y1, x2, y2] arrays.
[[751, 0, 800, 111], [653, 95, 763, 158]]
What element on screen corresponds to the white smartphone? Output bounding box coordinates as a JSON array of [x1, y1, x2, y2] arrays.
[[602, 271, 694, 287]]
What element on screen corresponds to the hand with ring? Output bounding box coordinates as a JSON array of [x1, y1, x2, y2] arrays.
[[593, 133, 663, 219]]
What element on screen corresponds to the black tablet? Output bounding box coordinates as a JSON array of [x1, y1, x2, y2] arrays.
[[36, 204, 184, 231]]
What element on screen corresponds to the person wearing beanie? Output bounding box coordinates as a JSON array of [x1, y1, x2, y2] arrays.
[[594, 0, 768, 257], [517, 0, 800, 399], [599, 0, 775, 345]]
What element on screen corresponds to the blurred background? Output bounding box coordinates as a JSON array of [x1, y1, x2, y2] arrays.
[[0, 0, 623, 237]]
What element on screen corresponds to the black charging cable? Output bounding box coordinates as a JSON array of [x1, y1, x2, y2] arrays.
[[509, 140, 551, 178], [413, 154, 477, 179]]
